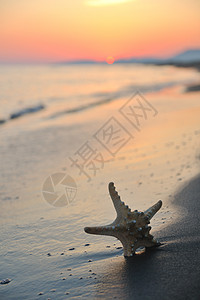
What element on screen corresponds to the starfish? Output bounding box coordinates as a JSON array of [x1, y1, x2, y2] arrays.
[[84, 182, 162, 257]]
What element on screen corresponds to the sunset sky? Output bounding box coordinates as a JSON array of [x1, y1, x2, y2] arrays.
[[0, 0, 200, 62]]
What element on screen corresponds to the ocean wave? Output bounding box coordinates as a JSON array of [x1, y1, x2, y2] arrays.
[[48, 81, 178, 119], [0, 104, 45, 126], [48, 96, 116, 119], [0, 119, 6, 125], [10, 104, 45, 120]]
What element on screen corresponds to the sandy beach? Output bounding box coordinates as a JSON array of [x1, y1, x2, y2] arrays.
[[0, 63, 200, 299]]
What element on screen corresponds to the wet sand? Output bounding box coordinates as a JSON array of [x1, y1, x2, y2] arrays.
[[93, 174, 200, 299]]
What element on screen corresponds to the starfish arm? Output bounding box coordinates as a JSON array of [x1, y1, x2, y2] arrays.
[[84, 225, 116, 236], [108, 182, 131, 223], [144, 200, 162, 220], [116, 234, 133, 257]]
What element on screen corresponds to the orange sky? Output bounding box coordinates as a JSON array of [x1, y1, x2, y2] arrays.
[[0, 0, 200, 62]]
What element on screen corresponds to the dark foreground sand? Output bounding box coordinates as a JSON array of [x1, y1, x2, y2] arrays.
[[96, 174, 200, 300]]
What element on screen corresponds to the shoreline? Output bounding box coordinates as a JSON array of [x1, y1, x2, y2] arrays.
[[153, 61, 200, 71]]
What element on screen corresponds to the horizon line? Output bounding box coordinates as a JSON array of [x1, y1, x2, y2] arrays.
[[0, 47, 200, 64]]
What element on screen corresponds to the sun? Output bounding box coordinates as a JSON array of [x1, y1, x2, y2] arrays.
[[106, 56, 115, 64]]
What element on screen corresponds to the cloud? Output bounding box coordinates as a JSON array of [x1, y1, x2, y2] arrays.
[[85, 0, 134, 7]]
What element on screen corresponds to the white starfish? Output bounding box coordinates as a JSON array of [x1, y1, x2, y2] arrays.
[[84, 182, 162, 257]]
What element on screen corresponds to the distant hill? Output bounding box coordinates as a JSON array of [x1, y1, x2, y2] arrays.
[[169, 49, 200, 63], [116, 49, 200, 64], [116, 57, 162, 64]]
